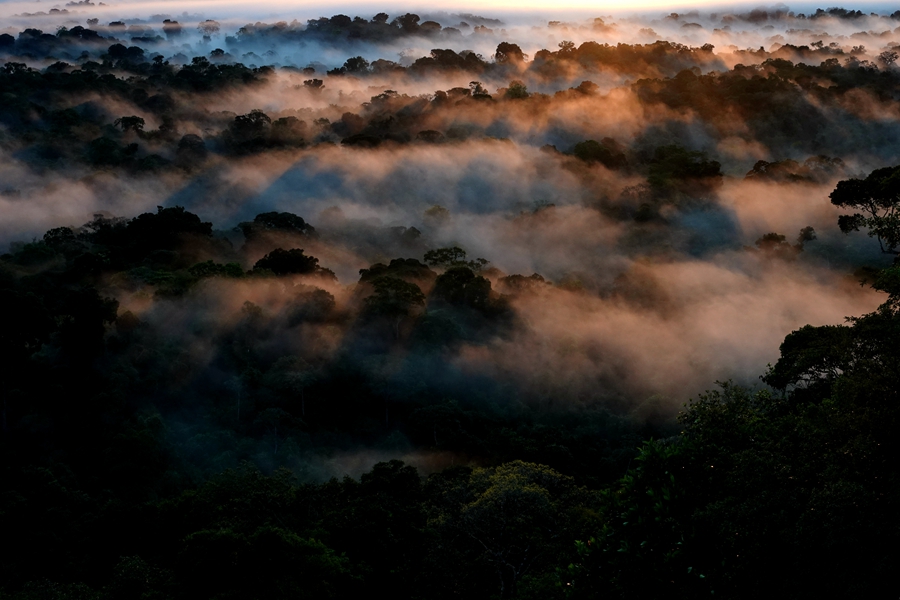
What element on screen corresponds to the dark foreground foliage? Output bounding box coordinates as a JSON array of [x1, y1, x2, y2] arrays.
[[0, 195, 898, 599], [564, 263, 900, 599]]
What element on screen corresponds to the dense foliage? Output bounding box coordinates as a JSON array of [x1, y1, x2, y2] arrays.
[[1, 194, 898, 599], [2, 6, 900, 599]]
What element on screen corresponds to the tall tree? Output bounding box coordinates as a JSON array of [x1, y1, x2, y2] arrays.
[[830, 165, 900, 254]]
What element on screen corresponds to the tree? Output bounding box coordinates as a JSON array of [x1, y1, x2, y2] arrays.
[[431, 267, 492, 310], [287, 287, 336, 326], [126, 206, 213, 252], [342, 56, 369, 74], [189, 260, 244, 279], [105, 556, 173, 600], [162, 19, 182, 39], [424, 246, 467, 267], [197, 19, 220, 37], [106, 43, 127, 59], [86, 137, 131, 166], [315, 461, 426, 595], [38, 227, 70, 249], [495, 42, 526, 64], [176, 133, 207, 164], [179, 525, 350, 599], [504, 80, 528, 99], [303, 78, 324, 92], [230, 109, 271, 144], [429, 461, 591, 599], [469, 81, 491, 98], [423, 247, 488, 272], [113, 115, 144, 133], [647, 144, 723, 198], [239, 212, 316, 242], [393, 13, 420, 33], [358, 258, 436, 285], [253, 248, 334, 278], [420, 21, 442, 35], [749, 227, 816, 260], [364, 276, 426, 339], [271, 116, 306, 146], [761, 323, 852, 392], [498, 273, 549, 296], [879, 49, 898, 67], [573, 138, 627, 169], [329, 14, 352, 28], [830, 165, 900, 254], [558, 40, 576, 54]]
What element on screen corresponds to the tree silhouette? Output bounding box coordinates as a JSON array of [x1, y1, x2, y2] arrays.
[[364, 276, 426, 339], [113, 115, 145, 133], [253, 248, 333, 278], [830, 165, 900, 254], [495, 42, 526, 64], [197, 20, 220, 36]]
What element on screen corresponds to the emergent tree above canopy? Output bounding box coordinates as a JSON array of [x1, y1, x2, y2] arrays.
[[830, 165, 900, 254]]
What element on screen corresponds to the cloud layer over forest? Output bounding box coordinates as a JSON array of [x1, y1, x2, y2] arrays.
[[1, 2, 897, 477]]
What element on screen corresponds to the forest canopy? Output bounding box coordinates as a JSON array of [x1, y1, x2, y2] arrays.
[[1, 3, 899, 599]]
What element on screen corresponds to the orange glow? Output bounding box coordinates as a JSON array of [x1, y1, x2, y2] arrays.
[[0, 0, 819, 20]]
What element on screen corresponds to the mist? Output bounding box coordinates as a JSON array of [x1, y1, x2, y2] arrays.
[[2, 0, 898, 483], [5, 3, 900, 599]]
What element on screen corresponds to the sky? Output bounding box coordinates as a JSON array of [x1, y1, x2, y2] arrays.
[[1, 0, 897, 20]]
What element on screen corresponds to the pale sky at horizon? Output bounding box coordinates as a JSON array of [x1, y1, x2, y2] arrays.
[[1, 0, 898, 21]]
